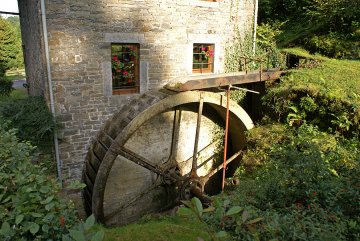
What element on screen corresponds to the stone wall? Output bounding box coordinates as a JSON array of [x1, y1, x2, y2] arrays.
[[38, 0, 255, 183]]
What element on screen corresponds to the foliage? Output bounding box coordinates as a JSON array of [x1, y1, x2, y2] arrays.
[[0, 89, 27, 104], [0, 78, 13, 96], [178, 197, 230, 240], [101, 213, 211, 241], [0, 17, 23, 76], [259, 0, 360, 58], [0, 17, 16, 76], [263, 57, 360, 137], [3, 16, 23, 70], [306, 32, 360, 59], [62, 215, 104, 241], [185, 123, 359, 240], [0, 96, 57, 152], [224, 26, 286, 75], [224, 29, 256, 73], [0, 122, 79, 241]]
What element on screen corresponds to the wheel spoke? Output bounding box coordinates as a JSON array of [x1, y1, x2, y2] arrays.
[[202, 149, 242, 182], [119, 147, 177, 182], [167, 109, 181, 166], [180, 141, 219, 172], [191, 96, 204, 176]]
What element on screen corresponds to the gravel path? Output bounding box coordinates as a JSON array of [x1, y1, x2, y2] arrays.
[[12, 79, 26, 89]]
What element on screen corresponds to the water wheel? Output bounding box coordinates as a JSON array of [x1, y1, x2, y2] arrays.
[[82, 89, 253, 226]]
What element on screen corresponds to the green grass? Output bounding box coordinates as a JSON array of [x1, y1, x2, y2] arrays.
[[263, 52, 360, 136], [0, 88, 28, 103], [283, 58, 360, 104], [0, 68, 27, 102], [281, 48, 328, 60], [100, 215, 211, 241]]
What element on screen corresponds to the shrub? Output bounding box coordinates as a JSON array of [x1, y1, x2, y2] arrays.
[[224, 27, 286, 74], [183, 124, 359, 240], [0, 122, 79, 240], [0, 78, 13, 96], [263, 58, 360, 137], [0, 96, 57, 152]]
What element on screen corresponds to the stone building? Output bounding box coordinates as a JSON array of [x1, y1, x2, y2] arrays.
[[18, 0, 256, 223], [19, 0, 256, 181]]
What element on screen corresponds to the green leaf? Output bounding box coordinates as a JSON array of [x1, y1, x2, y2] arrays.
[[177, 207, 194, 216], [39, 186, 50, 194], [69, 229, 86, 241], [62, 234, 72, 241], [180, 200, 192, 208], [15, 214, 24, 225], [42, 224, 49, 233], [215, 231, 227, 238], [45, 202, 55, 211], [246, 217, 264, 225], [30, 212, 43, 218], [84, 214, 95, 231], [191, 197, 203, 216], [225, 206, 243, 216], [1, 221, 10, 234], [203, 206, 215, 213], [29, 222, 40, 235], [90, 231, 104, 241], [223, 199, 230, 207], [40, 195, 54, 205], [2, 196, 11, 203]]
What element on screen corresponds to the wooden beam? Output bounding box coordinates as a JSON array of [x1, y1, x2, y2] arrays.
[[0, 11, 19, 15], [165, 68, 286, 92]]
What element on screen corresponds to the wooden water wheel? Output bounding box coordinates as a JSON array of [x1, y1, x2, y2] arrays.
[[82, 89, 253, 226]]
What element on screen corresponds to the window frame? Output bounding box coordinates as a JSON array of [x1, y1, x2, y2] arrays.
[[192, 43, 215, 74], [111, 43, 140, 95]]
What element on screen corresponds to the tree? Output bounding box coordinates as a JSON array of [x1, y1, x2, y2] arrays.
[[0, 16, 24, 76], [258, 0, 360, 58], [5, 16, 24, 70], [0, 17, 17, 77]]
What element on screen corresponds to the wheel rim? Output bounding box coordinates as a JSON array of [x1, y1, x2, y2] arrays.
[[82, 90, 253, 226]]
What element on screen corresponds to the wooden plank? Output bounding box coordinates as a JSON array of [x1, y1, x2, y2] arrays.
[[83, 172, 94, 191], [165, 69, 285, 92], [86, 161, 97, 184], [97, 130, 114, 148], [92, 141, 107, 160], [89, 151, 101, 171]]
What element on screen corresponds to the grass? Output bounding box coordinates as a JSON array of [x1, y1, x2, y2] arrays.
[[0, 68, 27, 103], [281, 48, 328, 60], [0, 88, 28, 103], [100, 215, 211, 241], [279, 53, 360, 105]]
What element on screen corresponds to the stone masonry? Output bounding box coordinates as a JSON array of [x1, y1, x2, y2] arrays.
[[18, 0, 255, 184]]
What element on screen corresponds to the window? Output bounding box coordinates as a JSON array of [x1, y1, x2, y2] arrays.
[[111, 43, 140, 94], [193, 43, 214, 74]]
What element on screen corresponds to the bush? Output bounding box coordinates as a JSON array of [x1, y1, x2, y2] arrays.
[[0, 96, 57, 152], [263, 58, 360, 137], [224, 27, 286, 74], [0, 122, 79, 240], [307, 32, 360, 59], [186, 124, 359, 240], [0, 78, 13, 96]]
